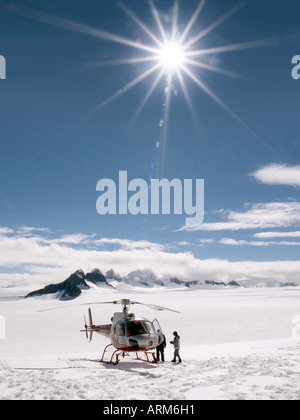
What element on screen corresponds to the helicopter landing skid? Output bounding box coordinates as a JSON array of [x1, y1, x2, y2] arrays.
[[100, 344, 124, 365], [100, 344, 158, 365], [134, 351, 158, 364]]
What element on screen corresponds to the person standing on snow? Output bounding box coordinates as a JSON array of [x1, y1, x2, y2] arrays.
[[170, 331, 182, 363], [156, 330, 166, 362]]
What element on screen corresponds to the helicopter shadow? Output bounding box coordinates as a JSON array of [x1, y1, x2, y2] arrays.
[[103, 361, 158, 371], [72, 357, 159, 374], [102, 360, 162, 380]]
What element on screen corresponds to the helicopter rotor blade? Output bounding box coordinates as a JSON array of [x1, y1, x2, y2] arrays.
[[38, 301, 118, 313], [133, 301, 180, 313], [38, 299, 180, 313]]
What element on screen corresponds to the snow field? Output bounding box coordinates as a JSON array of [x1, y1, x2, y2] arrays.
[[0, 287, 299, 400]]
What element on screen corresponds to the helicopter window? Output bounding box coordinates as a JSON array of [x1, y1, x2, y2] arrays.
[[126, 321, 147, 337], [115, 321, 126, 337], [143, 321, 155, 334]]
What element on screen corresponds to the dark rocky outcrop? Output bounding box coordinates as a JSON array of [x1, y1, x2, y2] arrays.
[[85, 269, 108, 285], [25, 269, 112, 301], [228, 281, 241, 287], [205, 280, 227, 287]]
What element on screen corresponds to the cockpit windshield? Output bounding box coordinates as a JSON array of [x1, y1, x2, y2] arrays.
[[126, 321, 150, 337]]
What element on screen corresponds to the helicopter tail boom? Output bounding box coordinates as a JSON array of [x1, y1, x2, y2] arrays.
[[81, 308, 112, 342]]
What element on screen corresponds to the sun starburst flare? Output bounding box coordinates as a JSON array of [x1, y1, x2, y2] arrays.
[[8, 0, 277, 173], [83, 0, 276, 148]]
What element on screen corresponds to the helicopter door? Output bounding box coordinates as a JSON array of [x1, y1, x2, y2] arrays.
[[152, 319, 164, 345], [152, 319, 162, 335], [114, 319, 127, 345]]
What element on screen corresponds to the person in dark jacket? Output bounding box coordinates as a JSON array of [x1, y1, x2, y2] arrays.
[[156, 330, 166, 362], [170, 331, 182, 363]]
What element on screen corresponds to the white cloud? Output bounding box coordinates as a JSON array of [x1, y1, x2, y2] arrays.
[[251, 164, 300, 188], [254, 231, 300, 239], [95, 238, 165, 251], [220, 238, 300, 247], [55, 233, 96, 245], [198, 238, 215, 244], [179, 202, 300, 232], [0, 227, 14, 235], [17, 226, 51, 233], [0, 226, 300, 289]]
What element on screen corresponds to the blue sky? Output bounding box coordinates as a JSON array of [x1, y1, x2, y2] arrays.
[[0, 0, 300, 286]]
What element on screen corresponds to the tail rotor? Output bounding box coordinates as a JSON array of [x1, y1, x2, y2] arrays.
[[84, 316, 88, 340], [81, 308, 94, 342]]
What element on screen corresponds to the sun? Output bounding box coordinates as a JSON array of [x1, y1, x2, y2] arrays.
[[86, 0, 274, 134], [158, 41, 185, 71]]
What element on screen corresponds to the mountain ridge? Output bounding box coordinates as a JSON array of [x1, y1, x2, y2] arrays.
[[25, 269, 113, 301], [24, 268, 298, 300]]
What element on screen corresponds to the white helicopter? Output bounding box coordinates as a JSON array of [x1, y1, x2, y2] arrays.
[[80, 299, 180, 365]]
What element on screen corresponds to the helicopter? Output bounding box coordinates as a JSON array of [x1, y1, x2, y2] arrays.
[[80, 298, 180, 365]]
